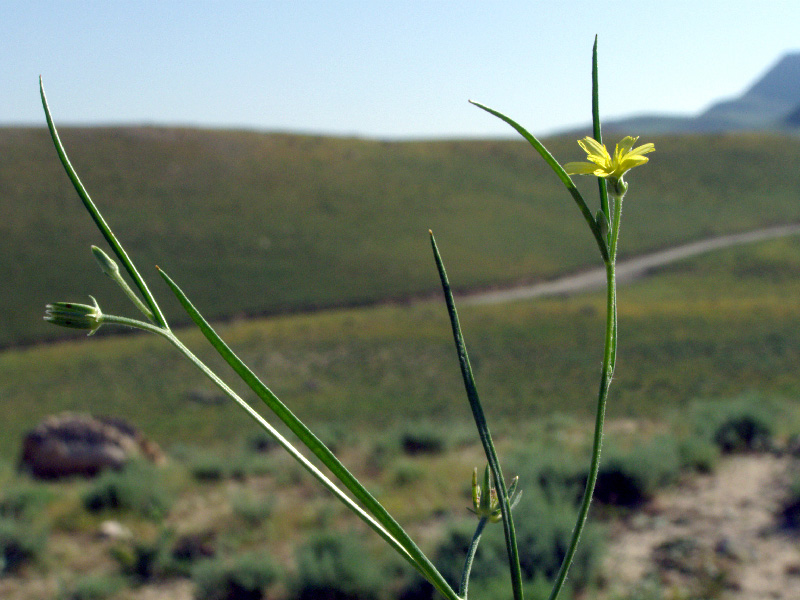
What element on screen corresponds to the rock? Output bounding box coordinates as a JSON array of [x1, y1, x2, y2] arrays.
[[18, 412, 165, 479], [99, 520, 132, 540]]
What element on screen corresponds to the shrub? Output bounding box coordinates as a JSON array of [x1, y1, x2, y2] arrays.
[[391, 459, 425, 486], [511, 438, 681, 511], [61, 574, 124, 600], [245, 430, 280, 453], [111, 530, 172, 582], [171, 531, 216, 563], [192, 552, 278, 600], [779, 476, 800, 531], [233, 451, 278, 479], [310, 423, 355, 455], [293, 532, 384, 600], [591, 437, 681, 508], [519, 449, 585, 507], [431, 520, 508, 589], [366, 437, 401, 476], [0, 517, 46, 574], [83, 461, 171, 518], [189, 448, 275, 482], [690, 397, 776, 454], [399, 425, 447, 456], [230, 491, 274, 525], [512, 494, 604, 590], [713, 414, 773, 453], [0, 483, 53, 521], [189, 451, 229, 482], [677, 436, 720, 473]]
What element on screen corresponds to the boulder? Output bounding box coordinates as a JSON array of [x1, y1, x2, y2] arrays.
[[18, 413, 164, 479]]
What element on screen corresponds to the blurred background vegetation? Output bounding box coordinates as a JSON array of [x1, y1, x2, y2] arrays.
[[2, 126, 800, 599]]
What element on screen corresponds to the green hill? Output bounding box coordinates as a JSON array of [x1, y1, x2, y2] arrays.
[[4, 127, 800, 348]]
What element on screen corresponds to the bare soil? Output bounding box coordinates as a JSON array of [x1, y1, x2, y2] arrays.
[[601, 452, 800, 599]]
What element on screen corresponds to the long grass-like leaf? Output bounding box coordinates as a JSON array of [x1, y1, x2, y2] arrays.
[[591, 36, 611, 223], [39, 78, 168, 329], [429, 231, 523, 600], [156, 267, 461, 600], [469, 100, 609, 262]]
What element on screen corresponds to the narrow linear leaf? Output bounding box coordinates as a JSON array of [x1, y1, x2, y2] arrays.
[[429, 231, 524, 600], [39, 78, 168, 329], [469, 100, 609, 262], [156, 267, 460, 600], [591, 36, 611, 221], [167, 330, 419, 573]]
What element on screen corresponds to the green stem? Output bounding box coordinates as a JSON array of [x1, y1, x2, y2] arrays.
[[430, 232, 524, 600], [546, 191, 623, 600], [459, 517, 488, 600]]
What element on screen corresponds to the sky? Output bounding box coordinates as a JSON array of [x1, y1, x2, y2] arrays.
[[4, 1, 800, 139]]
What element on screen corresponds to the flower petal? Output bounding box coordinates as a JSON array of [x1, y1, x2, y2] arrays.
[[564, 161, 601, 175], [578, 137, 611, 164], [616, 136, 638, 154], [629, 142, 655, 157]]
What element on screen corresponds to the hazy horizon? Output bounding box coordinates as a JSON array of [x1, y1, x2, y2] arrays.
[[5, 1, 800, 139]]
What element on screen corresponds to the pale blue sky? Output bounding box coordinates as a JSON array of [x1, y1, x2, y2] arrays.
[[4, 1, 800, 138]]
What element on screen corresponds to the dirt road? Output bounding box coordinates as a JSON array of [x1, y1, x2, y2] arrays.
[[464, 223, 800, 306]]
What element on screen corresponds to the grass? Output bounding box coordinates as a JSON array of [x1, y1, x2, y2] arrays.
[[5, 128, 800, 347], [2, 233, 800, 460]]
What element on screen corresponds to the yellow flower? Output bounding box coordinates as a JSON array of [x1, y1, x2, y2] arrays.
[[564, 136, 654, 182]]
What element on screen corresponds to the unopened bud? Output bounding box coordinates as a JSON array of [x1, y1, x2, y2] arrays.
[[611, 177, 628, 197], [467, 465, 522, 523], [44, 296, 104, 335], [90, 246, 154, 321], [471, 467, 480, 513], [92, 245, 120, 279]]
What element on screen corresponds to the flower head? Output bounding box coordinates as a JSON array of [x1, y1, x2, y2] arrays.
[[44, 296, 104, 335], [565, 136, 654, 184]]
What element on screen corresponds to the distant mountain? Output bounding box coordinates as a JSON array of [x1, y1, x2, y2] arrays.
[[601, 52, 800, 135]]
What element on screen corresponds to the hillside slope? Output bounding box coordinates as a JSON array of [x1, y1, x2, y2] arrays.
[[4, 127, 800, 347]]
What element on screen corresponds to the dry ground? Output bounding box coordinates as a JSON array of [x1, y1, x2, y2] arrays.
[[602, 453, 800, 600]]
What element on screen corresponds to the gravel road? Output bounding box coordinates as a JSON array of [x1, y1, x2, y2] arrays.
[[464, 223, 800, 306]]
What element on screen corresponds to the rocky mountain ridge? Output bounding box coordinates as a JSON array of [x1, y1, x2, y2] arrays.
[[602, 52, 800, 135]]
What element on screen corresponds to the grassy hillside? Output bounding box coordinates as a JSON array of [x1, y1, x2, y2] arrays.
[[2, 233, 800, 459], [4, 127, 800, 347]]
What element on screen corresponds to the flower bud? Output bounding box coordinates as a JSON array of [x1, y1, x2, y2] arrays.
[[92, 245, 120, 279], [90, 245, 154, 321], [467, 465, 522, 523], [44, 296, 104, 335], [611, 177, 628, 197], [471, 467, 480, 513]]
